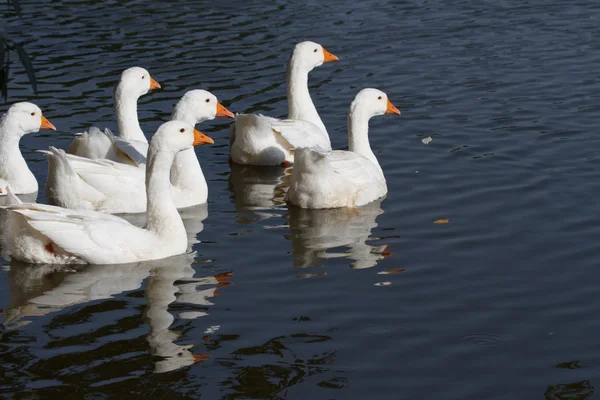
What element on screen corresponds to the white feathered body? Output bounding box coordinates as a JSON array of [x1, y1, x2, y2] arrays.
[[286, 148, 387, 209], [2, 203, 185, 265], [230, 114, 293, 165], [43, 147, 147, 213], [230, 114, 332, 166], [68, 127, 147, 167], [44, 146, 208, 213]]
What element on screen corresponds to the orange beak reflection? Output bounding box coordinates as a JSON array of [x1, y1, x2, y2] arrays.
[[193, 128, 214, 146], [385, 99, 401, 115], [192, 354, 211, 363], [216, 102, 235, 119], [149, 77, 161, 90], [40, 115, 56, 131], [322, 47, 339, 63]]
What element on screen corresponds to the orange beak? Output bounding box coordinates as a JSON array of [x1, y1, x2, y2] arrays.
[[149, 76, 161, 90], [193, 128, 214, 146], [216, 102, 235, 119], [40, 115, 56, 131], [322, 47, 339, 63], [385, 99, 401, 115]]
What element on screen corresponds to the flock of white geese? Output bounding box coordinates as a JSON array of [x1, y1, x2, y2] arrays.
[[0, 41, 400, 266]]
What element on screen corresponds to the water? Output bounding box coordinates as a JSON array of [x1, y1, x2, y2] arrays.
[[1, 0, 600, 398]]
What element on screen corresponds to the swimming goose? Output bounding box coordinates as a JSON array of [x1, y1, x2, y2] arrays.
[[67, 66, 160, 166], [0, 102, 56, 195], [1, 121, 214, 264], [286, 88, 400, 209], [229, 41, 338, 166], [43, 90, 233, 213]]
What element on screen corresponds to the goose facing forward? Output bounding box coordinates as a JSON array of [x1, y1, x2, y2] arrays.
[[286, 88, 401, 209], [43, 90, 233, 213], [0, 102, 56, 195], [67, 66, 161, 166], [2, 121, 214, 265], [230, 41, 338, 166]]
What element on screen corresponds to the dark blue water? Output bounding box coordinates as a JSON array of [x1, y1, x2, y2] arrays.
[[1, 0, 600, 398]]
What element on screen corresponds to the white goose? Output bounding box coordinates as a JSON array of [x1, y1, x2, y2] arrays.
[[0, 102, 56, 195], [229, 41, 338, 166], [43, 90, 233, 213], [67, 66, 161, 166], [286, 89, 401, 209], [170, 90, 234, 208], [1, 121, 214, 264]]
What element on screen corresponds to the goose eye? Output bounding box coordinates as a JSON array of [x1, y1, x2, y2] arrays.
[[180, 128, 185, 133], [314, 48, 318, 53], [378, 96, 382, 100], [205, 98, 210, 103], [142, 76, 145, 79], [31, 112, 36, 116]]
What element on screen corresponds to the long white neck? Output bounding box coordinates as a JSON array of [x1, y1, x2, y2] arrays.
[[0, 116, 36, 188], [145, 145, 186, 239], [348, 109, 383, 176], [287, 61, 327, 134], [169, 107, 208, 203], [114, 85, 147, 142]]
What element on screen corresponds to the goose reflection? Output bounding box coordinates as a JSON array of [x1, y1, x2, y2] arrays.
[[2, 252, 233, 373], [228, 163, 289, 221], [144, 254, 233, 373], [286, 199, 391, 269], [2, 261, 149, 327]]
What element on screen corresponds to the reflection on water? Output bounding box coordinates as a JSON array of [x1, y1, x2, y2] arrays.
[[545, 380, 594, 400], [218, 333, 345, 399], [3, 260, 148, 327], [228, 163, 290, 222], [144, 255, 232, 373], [228, 163, 290, 211], [286, 199, 391, 269], [2, 253, 233, 374]]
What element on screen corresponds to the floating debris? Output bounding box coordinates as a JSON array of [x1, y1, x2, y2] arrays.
[[434, 219, 450, 224], [375, 281, 392, 286], [422, 136, 432, 144]]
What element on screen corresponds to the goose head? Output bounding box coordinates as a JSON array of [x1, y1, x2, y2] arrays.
[[350, 88, 401, 119], [2, 102, 56, 136], [151, 120, 214, 156], [117, 66, 161, 98], [289, 41, 339, 72], [173, 89, 235, 125]]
